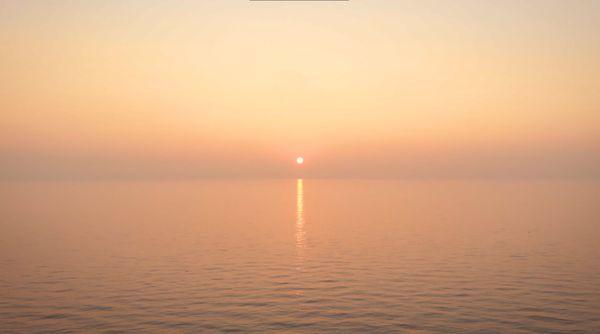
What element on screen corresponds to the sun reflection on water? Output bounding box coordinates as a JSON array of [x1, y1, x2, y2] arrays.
[[295, 178, 307, 276], [296, 179, 305, 251]]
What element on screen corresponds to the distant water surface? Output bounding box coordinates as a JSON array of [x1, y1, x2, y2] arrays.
[[1, 179, 599, 333]]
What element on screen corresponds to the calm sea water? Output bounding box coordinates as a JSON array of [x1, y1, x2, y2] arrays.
[[1, 179, 599, 333]]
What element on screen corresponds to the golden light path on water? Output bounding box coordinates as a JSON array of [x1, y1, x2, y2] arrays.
[[295, 179, 306, 262]]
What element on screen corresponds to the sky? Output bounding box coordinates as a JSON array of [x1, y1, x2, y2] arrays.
[[1, 0, 599, 178]]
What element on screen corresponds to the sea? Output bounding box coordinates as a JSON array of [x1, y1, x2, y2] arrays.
[[1, 179, 599, 333]]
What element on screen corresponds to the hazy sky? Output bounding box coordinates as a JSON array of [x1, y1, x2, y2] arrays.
[[1, 0, 599, 178]]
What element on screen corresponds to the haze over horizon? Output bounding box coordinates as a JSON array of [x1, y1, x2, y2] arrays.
[[2, 0, 599, 179]]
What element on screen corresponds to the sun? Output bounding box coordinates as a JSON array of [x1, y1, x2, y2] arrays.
[[296, 156, 304, 165]]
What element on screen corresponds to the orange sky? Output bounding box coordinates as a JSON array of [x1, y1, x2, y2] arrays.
[[1, 1, 599, 178]]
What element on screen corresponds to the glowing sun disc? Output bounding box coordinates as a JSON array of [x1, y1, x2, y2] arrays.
[[296, 157, 304, 165]]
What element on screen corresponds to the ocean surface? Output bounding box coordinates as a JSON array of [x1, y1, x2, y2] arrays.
[[1, 179, 599, 333]]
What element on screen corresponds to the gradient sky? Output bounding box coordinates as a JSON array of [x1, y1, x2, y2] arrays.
[[1, 0, 599, 178]]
